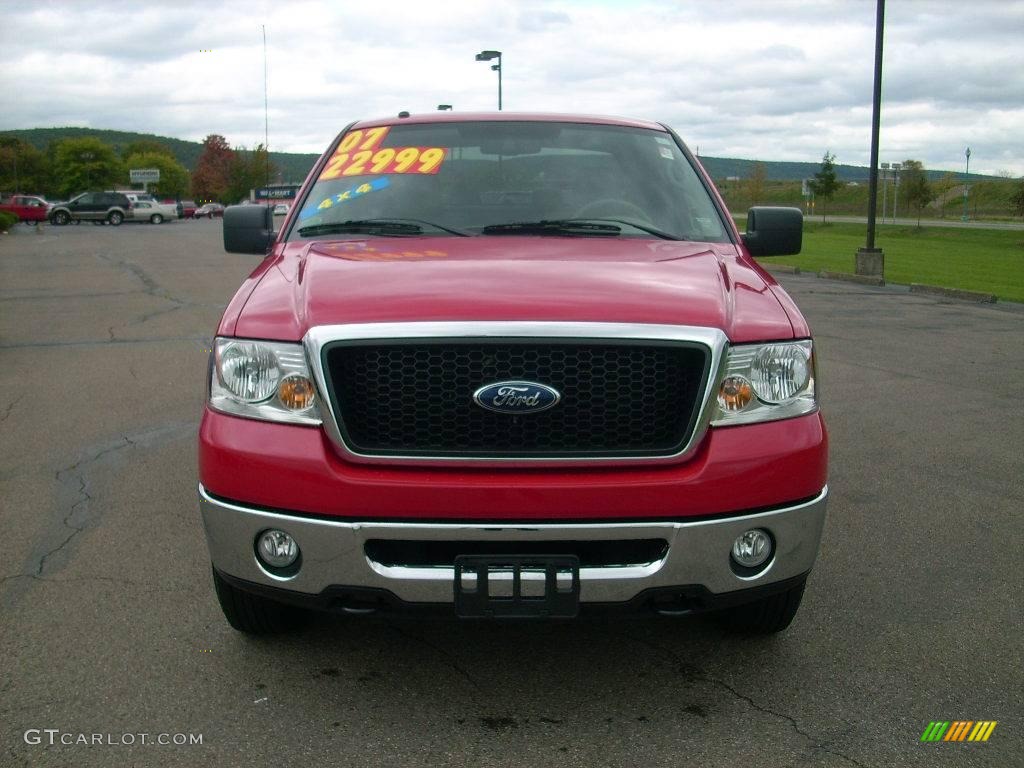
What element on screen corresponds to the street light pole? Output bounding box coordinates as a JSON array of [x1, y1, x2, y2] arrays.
[[891, 162, 901, 223], [856, 0, 886, 277], [962, 147, 971, 222], [475, 50, 502, 110], [880, 162, 889, 224]]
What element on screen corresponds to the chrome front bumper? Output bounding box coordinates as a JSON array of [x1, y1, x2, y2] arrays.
[[199, 486, 827, 604]]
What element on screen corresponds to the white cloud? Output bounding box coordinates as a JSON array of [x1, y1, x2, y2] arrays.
[[0, 0, 1021, 175]]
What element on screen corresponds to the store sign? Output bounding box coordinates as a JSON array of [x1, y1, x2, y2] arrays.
[[255, 186, 298, 200], [130, 169, 160, 183]]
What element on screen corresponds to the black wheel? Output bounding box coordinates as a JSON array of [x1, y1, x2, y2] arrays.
[[714, 577, 807, 634], [51, 210, 70, 226], [150, 214, 163, 224], [108, 211, 124, 226], [212, 568, 306, 635]]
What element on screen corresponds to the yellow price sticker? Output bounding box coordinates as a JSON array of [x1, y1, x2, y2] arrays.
[[320, 143, 447, 180]]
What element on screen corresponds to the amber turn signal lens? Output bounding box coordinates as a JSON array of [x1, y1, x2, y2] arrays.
[[718, 375, 754, 412], [277, 375, 316, 410]]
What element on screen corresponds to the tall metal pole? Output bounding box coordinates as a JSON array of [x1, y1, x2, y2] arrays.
[[856, 0, 886, 277], [893, 165, 899, 223], [494, 54, 503, 110], [263, 25, 270, 189], [864, 0, 884, 250], [962, 147, 971, 221], [881, 164, 888, 224]]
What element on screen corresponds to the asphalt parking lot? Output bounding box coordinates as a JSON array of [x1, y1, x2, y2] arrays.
[[1, 220, 1021, 767]]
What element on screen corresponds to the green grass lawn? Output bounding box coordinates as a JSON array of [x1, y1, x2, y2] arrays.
[[755, 222, 1024, 302]]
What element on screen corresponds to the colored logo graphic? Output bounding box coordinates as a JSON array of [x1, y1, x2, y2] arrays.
[[920, 721, 997, 742]]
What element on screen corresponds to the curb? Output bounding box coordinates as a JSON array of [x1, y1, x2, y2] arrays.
[[817, 271, 885, 287], [909, 284, 997, 304]]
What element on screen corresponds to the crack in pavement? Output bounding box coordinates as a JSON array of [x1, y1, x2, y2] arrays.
[[624, 634, 868, 768], [2, 421, 195, 611], [385, 622, 485, 696], [0, 335, 212, 350], [1, 393, 25, 425], [94, 253, 203, 340], [36, 437, 136, 578]]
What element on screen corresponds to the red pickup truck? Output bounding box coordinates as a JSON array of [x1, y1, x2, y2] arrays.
[[0, 194, 50, 222], [201, 112, 827, 635]]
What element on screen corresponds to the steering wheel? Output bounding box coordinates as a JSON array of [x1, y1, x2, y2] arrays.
[[573, 198, 653, 224]]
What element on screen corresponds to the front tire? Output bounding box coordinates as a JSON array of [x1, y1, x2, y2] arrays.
[[150, 214, 163, 224], [108, 211, 124, 226], [212, 568, 306, 635], [51, 210, 70, 226], [714, 577, 807, 634]]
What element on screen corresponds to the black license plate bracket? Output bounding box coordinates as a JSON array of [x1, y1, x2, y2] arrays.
[[454, 555, 580, 618]]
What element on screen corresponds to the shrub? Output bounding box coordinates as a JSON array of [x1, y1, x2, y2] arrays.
[[0, 211, 18, 232]]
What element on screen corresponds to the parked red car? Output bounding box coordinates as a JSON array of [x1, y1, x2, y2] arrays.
[[194, 203, 224, 219], [202, 113, 827, 635], [0, 194, 50, 222], [162, 199, 197, 219]]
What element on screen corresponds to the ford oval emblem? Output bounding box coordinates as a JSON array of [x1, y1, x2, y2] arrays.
[[473, 381, 561, 414]]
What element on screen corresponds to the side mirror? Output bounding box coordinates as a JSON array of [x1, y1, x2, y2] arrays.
[[742, 206, 802, 256], [223, 205, 275, 254]]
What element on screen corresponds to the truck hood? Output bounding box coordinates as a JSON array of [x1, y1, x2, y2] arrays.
[[230, 236, 796, 343]]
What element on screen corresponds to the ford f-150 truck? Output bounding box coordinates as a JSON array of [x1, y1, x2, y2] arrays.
[[201, 112, 827, 635]]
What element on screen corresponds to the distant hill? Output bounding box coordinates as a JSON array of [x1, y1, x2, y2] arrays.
[[0, 127, 320, 184], [1, 126, 993, 184]]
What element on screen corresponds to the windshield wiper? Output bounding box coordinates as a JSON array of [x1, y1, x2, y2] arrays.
[[297, 218, 468, 238], [562, 218, 683, 240], [481, 220, 623, 237]]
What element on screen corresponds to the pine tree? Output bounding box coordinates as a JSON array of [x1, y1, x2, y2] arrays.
[[808, 152, 840, 223]]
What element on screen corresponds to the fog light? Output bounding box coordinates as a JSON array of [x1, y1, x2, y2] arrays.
[[256, 529, 299, 569], [731, 529, 772, 569]]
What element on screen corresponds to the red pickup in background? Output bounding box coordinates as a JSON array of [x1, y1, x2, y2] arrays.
[[0, 194, 51, 222]]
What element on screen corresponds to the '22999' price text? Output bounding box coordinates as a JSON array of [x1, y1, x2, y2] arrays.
[[320, 146, 446, 179]]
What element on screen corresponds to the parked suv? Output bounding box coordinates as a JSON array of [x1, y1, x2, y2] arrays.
[[49, 192, 133, 226], [204, 112, 827, 635]]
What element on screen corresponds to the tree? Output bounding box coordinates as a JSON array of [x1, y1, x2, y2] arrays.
[[932, 172, 957, 219], [122, 151, 191, 199], [225, 144, 277, 205], [52, 137, 124, 197], [122, 139, 176, 160], [1010, 177, 1024, 220], [900, 159, 934, 227], [0, 137, 51, 195], [745, 161, 766, 207], [191, 134, 235, 202], [808, 151, 840, 223]]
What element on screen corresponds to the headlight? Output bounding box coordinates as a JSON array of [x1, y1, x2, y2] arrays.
[[710, 340, 817, 426], [210, 338, 322, 425]]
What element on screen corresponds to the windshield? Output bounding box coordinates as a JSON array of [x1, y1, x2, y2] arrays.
[[289, 121, 729, 242]]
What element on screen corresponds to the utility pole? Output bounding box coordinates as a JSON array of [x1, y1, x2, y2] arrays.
[[962, 147, 971, 222], [856, 0, 886, 277], [263, 25, 270, 190]]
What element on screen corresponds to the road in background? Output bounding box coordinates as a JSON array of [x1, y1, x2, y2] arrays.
[[732, 212, 1024, 231], [1, 221, 1020, 767]]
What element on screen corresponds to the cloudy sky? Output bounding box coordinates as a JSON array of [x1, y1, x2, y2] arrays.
[[1, 0, 1021, 175]]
